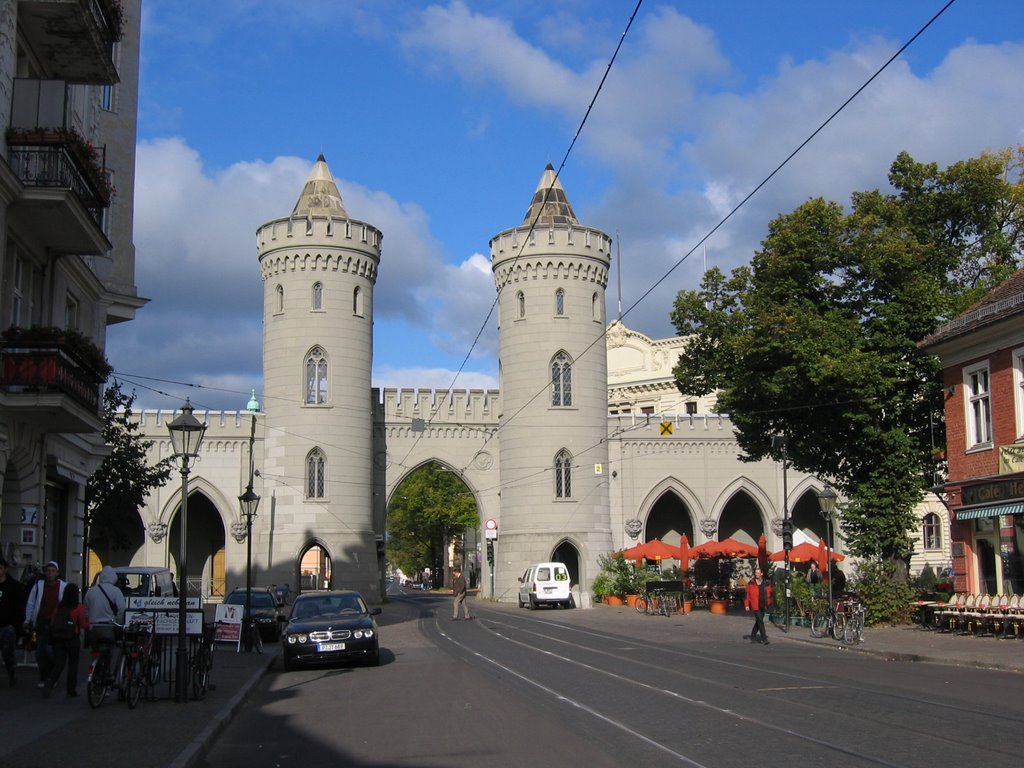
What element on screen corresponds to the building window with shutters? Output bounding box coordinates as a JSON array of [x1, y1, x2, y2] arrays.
[[554, 449, 572, 499], [551, 351, 572, 407], [305, 347, 328, 404], [306, 448, 326, 498]]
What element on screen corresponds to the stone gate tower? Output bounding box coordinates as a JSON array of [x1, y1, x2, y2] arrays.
[[256, 156, 381, 595], [490, 165, 614, 598]]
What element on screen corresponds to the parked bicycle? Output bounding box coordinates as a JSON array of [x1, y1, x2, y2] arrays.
[[86, 623, 124, 709], [809, 597, 846, 641], [843, 597, 865, 644], [635, 589, 679, 617], [121, 622, 160, 708], [191, 622, 217, 700]]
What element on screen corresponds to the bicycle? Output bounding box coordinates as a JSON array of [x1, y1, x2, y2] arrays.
[[843, 598, 865, 644], [86, 624, 125, 709], [809, 598, 846, 641], [121, 622, 159, 708], [191, 622, 216, 700], [635, 590, 679, 616], [243, 616, 263, 653]]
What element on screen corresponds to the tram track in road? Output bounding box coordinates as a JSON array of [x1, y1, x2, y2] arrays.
[[421, 604, 1023, 767]]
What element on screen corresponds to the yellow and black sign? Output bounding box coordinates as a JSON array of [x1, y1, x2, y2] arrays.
[[660, 421, 673, 436]]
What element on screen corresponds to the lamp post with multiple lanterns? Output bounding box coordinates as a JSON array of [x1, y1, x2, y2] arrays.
[[166, 399, 207, 703]]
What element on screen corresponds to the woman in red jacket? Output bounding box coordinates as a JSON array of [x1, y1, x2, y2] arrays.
[[744, 567, 772, 645]]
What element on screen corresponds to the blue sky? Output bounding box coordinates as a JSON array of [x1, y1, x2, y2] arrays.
[[107, 1, 1024, 412]]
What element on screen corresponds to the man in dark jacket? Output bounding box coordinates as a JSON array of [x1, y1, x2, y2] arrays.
[[0, 556, 25, 686], [451, 567, 472, 620]]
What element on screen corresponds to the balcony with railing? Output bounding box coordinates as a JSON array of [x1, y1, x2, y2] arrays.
[[0, 326, 109, 433], [17, 0, 123, 84]]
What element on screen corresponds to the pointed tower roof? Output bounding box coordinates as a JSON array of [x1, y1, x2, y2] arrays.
[[292, 154, 348, 218], [522, 163, 578, 226]]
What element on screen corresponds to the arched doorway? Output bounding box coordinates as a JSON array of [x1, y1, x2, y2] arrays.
[[299, 542, 332, 592], [791, 490, 827, 542], [644, 490, 694, 546], [717, 490, 763, 544], [551, 540, 581, 586], [169, 492, 226, 601]]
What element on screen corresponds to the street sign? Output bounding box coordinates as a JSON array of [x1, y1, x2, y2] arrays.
[[660, 421, 673, 435], [485, 529, 498, 540], [485, 518, 497, 530]]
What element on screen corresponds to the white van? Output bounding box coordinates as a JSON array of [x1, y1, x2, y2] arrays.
[[518, 562, 574, 609]]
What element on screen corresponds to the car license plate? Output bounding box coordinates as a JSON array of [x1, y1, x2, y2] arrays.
[[544, 587, 554, 593], [318, 642, 345, 652]]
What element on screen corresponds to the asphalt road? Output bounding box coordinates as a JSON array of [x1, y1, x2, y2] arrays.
[[201, 592, 1024, 768]]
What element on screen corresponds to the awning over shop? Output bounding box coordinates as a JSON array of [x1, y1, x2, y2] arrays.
[[955, 502, 1024, 520]]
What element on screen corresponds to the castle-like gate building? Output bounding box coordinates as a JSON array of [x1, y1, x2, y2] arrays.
[[122, 157, 829, 604]]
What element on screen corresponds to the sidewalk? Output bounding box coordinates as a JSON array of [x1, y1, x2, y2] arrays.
[[0, 640, 273, 768]]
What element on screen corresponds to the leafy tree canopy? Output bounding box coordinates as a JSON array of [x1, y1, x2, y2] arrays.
[[670, 148, 1024, 561], [86, 381, 172, 550], [386, 462, 478, 578]]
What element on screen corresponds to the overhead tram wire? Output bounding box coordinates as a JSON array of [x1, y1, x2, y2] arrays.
[[454, 0, 959, 473], [392, 0, 645, 473]]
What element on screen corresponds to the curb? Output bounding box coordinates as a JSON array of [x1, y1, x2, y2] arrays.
[[168, 651, 278, 768]]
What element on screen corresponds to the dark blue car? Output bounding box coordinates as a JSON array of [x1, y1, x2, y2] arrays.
[[281, 590, 381, 671]]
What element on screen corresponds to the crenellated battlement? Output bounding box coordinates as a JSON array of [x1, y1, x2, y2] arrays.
[[258, 249, 379, 281], [492, 256, 609, 288], [490, 223, 612, 261], [373, 387, 501, 425], [609, 411, 735, 433], [133, 408, 264, 435], [257, 215, 382, 251]]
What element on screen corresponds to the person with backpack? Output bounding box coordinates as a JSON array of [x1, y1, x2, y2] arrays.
[[23, 561, 67, 689], [44, 583, 88, 698], [84, 565, 126, 655]]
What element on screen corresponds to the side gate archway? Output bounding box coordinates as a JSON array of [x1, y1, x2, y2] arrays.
[[298, 539, 333, 592]]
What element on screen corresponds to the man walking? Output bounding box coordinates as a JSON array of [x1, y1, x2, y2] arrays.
[[744, 566, 772, 645], [451, 566, 472, 620], [24, 561, 67, 688], [0, 556, 25, 686]]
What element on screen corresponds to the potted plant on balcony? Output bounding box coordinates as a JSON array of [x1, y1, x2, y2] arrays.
[[2, 325, 111, 381]]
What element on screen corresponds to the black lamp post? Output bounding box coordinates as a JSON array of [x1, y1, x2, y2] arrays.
[[238, 485, 260, 652], [166, 399, 207, 703], [772, 435, 791, 631], [817, 483, 839, 611]]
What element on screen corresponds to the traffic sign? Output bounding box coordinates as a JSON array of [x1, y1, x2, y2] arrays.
[[485, 518, 497, 530]]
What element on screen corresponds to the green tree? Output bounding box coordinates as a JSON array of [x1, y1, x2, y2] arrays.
[[86, 382, 172, 552], [670, 148, 1024, 564], [386, 462, 479, 582]]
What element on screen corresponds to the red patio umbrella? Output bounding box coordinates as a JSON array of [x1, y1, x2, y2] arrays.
[[715, 537, 758, 558], [816, 538, 829, 572], [641, 539, 679, 561], [769, 541, 845, 563], [620, 543, 646, 561], [678, 534, 691, 567], [690, 540, 722, 558], [757, 534, 768, 572]]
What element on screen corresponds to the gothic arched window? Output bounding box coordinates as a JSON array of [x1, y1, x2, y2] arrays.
[[555, 289, 565, 316], [312, 282, 323, 310], [516, 291, 525, 320], [276, 284, 284, 313], [592, 292, 601, 321], [353, 286, 363, 316], [551, 351, 572, 407], [554, 449, 572, 498], [306, 448, 326, 498], [305, 347, 328, 404]]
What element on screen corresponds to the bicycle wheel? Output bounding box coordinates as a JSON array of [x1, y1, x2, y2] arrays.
[[831, 612, 847, 641], [87, 655, 110, 709], [126, 657, 143, 709], [845, 610, 864, 644], [192, 647, 210, 700], [145, 638, 161, 686], [810, 610, 828, 638], [662, 595, 679, 615], [634, 596, 649, 614]]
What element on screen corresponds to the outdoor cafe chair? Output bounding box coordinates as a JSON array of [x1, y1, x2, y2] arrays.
[[936, 593, 965, 632]]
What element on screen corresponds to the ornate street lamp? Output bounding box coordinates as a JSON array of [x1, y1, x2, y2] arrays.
[[817, 483, 839, 612], [772, 434, 791, 631], [166, 399, 207, 703], [238, 485, 261, 652]]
